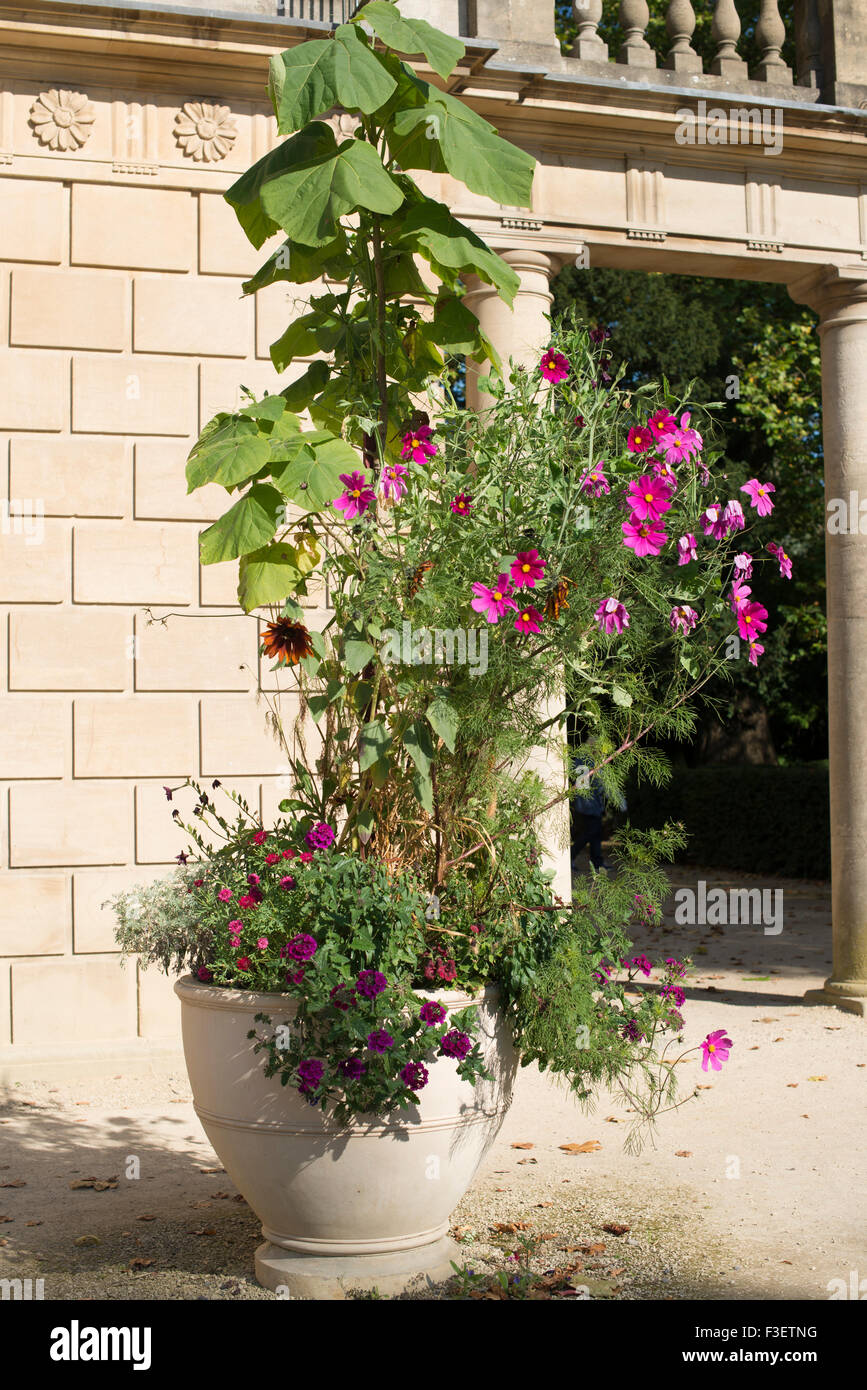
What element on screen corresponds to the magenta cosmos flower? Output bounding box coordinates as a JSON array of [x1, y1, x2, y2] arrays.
[[767, 541, 792, 579], [700, 504, 729, 541], [514, 605, 543, 634], [677, 533, 697, 566], [471, 573, 518, 624], [658, 412, 702, 465], [581, 464, 610, 497], [748, 639, 765, 667], [669, 604, 698, 635], [723, 498, 745, 532], [741, 478, 775, 516], [730, 579, 752, 614], [401, 425, 437, 464], [700, 1029, 733, 1072], [381, 462, 408, 501], [594, 597, 630, 635], [652, 458, 678, 491], [627, 424, 654, 454], [648, 408, 676, 440], [734, 552, 753, 581], [622, 518, 667, 557], [333, 471, 375, 520], [450, 493, 472, 516], [626, 474, 674, 523], [510, 549, 546, 589], [540, 350, 569, 383], [737, 600, 768, 640]]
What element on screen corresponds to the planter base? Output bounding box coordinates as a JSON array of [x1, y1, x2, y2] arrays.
[[254, 1235, 460, 1300]]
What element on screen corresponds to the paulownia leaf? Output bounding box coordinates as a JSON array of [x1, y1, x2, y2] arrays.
[[354, 2, 464, 82], [260, 136, 404, 248], [345, 638, 378, 675], [388, 89, 535, 209], [199, 484, 284, 565], [237, 541, 307, 612], [186, 417, 271, 493], [225, 122, 335, 249], [269, 24, 397, 134], [392, 200, 519, 307], [271, 431, 358, 510], [242, 231, 351, 295], [280, 360, 331, 413]]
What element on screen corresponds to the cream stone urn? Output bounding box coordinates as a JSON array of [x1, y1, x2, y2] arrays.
[[175, 977, 518, 1298]]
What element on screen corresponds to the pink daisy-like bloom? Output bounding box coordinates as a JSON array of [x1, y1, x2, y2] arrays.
[[471, 574, 518, 624], [540, 350, 570, 383], [730, 579, 752, 614], [450, 493, 472, 516], [514, 605, 543, 634], [253, 831, 268, 845], [677, 533, 697, 566], [217, 887, 232, 903], [256, 937, 268, 951], [734, 552, 753, 581], [737, 600, 769, 641], [740, 478, 775, 516], [627, 425, 654, 454], [228, 919, 243, 932], [298, 851, 313, 863], [622, 517, 667, 557], [748, 639, 765, 667], [581, 464, 610, 497], [669, 604, 698, 635], [265, 853, 279, 865], [400, 425, 437, 464], [333, 471, 375, 520], [279, 875, 295, 891], [700, 504, 729, 541], [510, 549, 546, 589], [625, 474, 674, 523], [594, 597, 630, 635], [648, 408, 677, 440], [700, 1029, 733, 1072], [767, 541, 792, 579], [658, 412, 702, 466], [381, 462, 408, 502], [723, 498, 746, 532], [651, 458, 678, 491]]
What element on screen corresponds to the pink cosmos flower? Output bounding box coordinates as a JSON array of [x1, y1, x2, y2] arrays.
[[658, 412, 702, 465], [381, 463, 408, 501], [700, 1029, 733, 1072], [400, 425, 437, 464], [748, 639, 765, 667], [734, 552, 753, 581], [723, 499, 745, 532], [740, 478, 775, 516], [767, 542, 792, 579], [730, 579, 752, 613], [651, 458, 678, 491], [471, 574, 518, 624], [627, 425, 654, 454], [626, 474, 674, 523], [514, 605, 543, 634], [450, 493, 472, 516], [333, 471, 375, 520], [540, 350, 570, 383], [648, 408, 677, 440], [700, 504, 729, 541], [256, 937, 268, 951], [510, 549, 546, 589], [677, 533, 697, 566], [581, 464, 610, 497], [737, 600, 769, 640], [594, 597, 630, 635], [669, 604, 698, 634], [622, 517, 667, 557]]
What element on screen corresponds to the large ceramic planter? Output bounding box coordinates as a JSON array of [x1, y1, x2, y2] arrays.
[[175, 976, 518, 1298]]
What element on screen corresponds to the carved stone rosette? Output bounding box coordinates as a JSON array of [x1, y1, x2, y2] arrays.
[[29, 89, 95, 151], [173, 101, 237, 162]]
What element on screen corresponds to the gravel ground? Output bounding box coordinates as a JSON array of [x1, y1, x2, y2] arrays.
[[1, 865, 864, 1301]]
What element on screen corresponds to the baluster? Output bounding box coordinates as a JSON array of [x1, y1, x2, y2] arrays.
[[753, 0, 794, 83], [619, 0, 656, 68], [710, 0, 748, 79], [794, 0, 823, 89], [570, 0, 609, 62], [663, 0, 702, 74]]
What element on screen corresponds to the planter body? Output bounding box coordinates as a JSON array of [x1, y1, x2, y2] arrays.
[[174, 976, 518, 1297]]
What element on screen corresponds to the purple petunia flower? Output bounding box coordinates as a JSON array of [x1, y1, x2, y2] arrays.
[[419, 999, 447, 1027], [305, 822, 335, 851], [297, 1058, 324, 1094]]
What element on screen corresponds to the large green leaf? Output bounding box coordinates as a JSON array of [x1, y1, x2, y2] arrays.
[[186, 417, 271, 493], [359, 718, 391, 772], [199, 484, 284, 565], [225, 122, 336, 249], [280, 360, 331, 413], [269, 309, 343, 371], [269, 25, 397, 134], [345, 638, 378, 675], [354, 2, 464, 81], [242, 231, 351, 295], [388, 88, 535, 208], [426, 695, 458, 753], [404, 719, 435, 814], [421, 295, 486, 355], [392, 199, 519, 307], [260, 136, 404, 247], [271, 431, 358, 509], [237, 541, 307, 612]]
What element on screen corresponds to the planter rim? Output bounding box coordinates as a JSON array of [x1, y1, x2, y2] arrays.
[[174, 974, 497, 1014]]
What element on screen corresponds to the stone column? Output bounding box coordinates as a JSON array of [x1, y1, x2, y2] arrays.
[[791, 266, 867, 1016], [463, 248, 558, 411], [463, 246, 572, 902]]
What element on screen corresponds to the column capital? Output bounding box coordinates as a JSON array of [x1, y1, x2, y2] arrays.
[[788, 264, 867, 329]]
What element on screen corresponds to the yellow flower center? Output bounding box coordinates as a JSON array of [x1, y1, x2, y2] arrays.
[[522, 612, 530, 621], [522, 563, 531, 573], [745, 614, 752, 624], [644, 492, 654, 502], [351, 489, 360, 499], [708, 1043, 716, 1052], [494, 591, 503, 602], [759, 487, 766, 495]]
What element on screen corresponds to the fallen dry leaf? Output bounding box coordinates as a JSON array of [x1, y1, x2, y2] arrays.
[[748, 1046, 760, 1051], [511, 1142, 534, 1150], [0, 1215, 13, 1223], [602, 1222, 630, 1235], [808, 1075, 828, 1082], [199, 1167, 224, 1175], [787, 1083, 798, 1088], [537, 1232, 559, 1240], [604, 1116, 624, 1123], [675, 1150, 692, 1158], [781, 1259, 793, 1265], [136, 1214, 157, 1222], [535, 1202, 554, 1208], [696, 1084, 713, 1090], [0, 1179, 25, 1188], [190, 1228, 217, 1237], [773, 1037, 785, 1042], [491, 1220, 531, 1234], [128, 1258, 153, 1270], [211, 1191, 232, 1199], [25, 1220, 42, 1227], [755, 1017, 779, 1023], [517, 1157, 537, 1165], [559, 1141, 602, 1154], [74, 1234, 100, 1247], [69, 1177, 118, 1191], [801, 1114, 810, 1118]]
